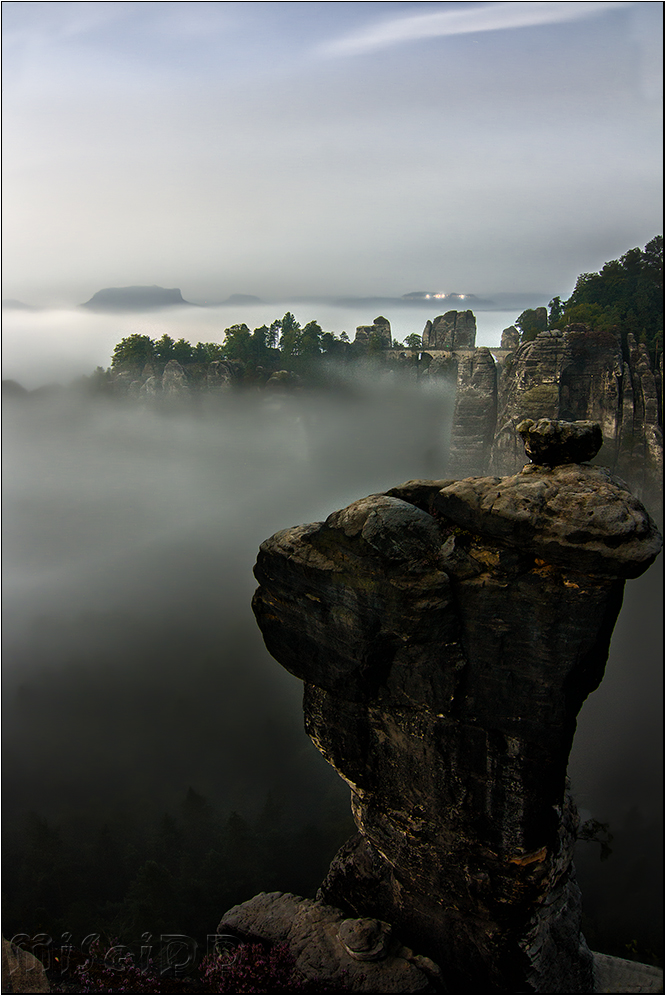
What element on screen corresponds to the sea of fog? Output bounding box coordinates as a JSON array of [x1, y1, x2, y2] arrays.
[[2, 302, 663, 956], [2, 302, 514, 390]]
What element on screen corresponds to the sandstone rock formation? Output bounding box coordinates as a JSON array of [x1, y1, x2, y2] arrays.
[[491, 329, 572, 475], [2, 937, 50, 993], [162, 358, 189, 395], [250, 425, 661, 993], [501, 326, 521, 350], [489, 327, 663, 510], [354, 316, 392, 349], [205, 359, 243, 390], [393, 319, 661, 512], [218, 892, 440, 992], [447, 346, 497, 477], [422, 310, 477, 350]]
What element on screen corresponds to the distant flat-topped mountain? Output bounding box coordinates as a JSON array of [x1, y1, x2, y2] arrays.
[[81, 285, 193, 312]]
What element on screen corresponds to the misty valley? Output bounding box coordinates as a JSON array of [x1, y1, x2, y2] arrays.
[[4, 0, 663, 987], [2, 273, 663, 989]]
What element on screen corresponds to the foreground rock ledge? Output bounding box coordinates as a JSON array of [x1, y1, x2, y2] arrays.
[[250, 450, 661, 993], [218, 892, 440, 993]]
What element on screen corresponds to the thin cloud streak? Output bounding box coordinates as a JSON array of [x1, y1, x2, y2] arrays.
[[318, 1, 630, 58]]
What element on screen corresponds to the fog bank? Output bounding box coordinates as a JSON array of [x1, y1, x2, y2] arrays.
[[1, 304, 515, 390], [2, 367, 662, 953]]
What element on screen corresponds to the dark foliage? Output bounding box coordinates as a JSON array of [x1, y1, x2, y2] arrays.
[[516, 236, 664, 353], [3, 789, 354, 953]]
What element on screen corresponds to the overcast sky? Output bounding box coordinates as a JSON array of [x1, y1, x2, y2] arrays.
[[2, 1, 663, 305]]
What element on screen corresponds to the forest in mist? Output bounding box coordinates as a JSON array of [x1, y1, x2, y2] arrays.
[[2, 337, 662, 963]]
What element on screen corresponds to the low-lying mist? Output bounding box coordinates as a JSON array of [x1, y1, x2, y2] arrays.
[[2, 354, 662, 957], [1, 303, 512, 390], [2, 374, 454, 825]]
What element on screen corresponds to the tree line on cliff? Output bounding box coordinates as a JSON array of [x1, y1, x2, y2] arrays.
[[107, 313, 358, 382], [94, 236, 663, 393], [516, 236, 663, 353]]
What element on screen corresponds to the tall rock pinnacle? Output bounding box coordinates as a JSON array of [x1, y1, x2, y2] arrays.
[[250, 423, 661, 992]]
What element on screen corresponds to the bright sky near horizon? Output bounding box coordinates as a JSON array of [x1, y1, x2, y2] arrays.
[[2, 1, 663, 305]]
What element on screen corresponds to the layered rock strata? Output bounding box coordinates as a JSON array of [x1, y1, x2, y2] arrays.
[[354, 316, 393, 349], [489, 327, 663, 510], [447, 347, 497, 477], [251, 424, 661, 993], [422, 310, 477, 350]]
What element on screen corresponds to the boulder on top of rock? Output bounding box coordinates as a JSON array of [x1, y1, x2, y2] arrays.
[[518, 418, 603, 465]]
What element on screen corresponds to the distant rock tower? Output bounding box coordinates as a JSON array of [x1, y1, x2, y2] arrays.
[[354, 316, 392, 349], [422, 311, 476, 350], [501, 325, 521, 350]]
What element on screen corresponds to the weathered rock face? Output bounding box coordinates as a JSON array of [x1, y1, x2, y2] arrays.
[[205, 359, 243, 390], [422, 310, 477, 350], [218, 892, 440, 993], [251, 428, 661, 993], [354, 316, 392, 349], [448, 346, 498, 477], [501, 325, 521, 350], [162, 358, 189, 395], [491, 329, 571, 476], [617, 335, 664, 506], [2, 937, 50, 993], [488, 326, 663, 510]]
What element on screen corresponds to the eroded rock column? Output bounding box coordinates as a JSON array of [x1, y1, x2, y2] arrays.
[[251, 422, 661, 993]]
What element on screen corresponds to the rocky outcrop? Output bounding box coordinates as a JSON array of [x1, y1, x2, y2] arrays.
[[488, 327, 662, 510], [617, 335, 664, 504], [2, 937, 50, 993], [218, 892, 440, 993], [162, 358, 189, 396], [413, 318, 661, 508], [205, 360, 243, 390], [447, 346, 497, 477], [501, 325, 521, 350], [251, 426, 661, 992], [422, 310, 476, 350], [265, 369, 303, 391], [491, 329, 572, 476], [354, 316, 392, 349]]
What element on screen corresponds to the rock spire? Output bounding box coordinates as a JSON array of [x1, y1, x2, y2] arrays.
[[248, 423, 661, 992]]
